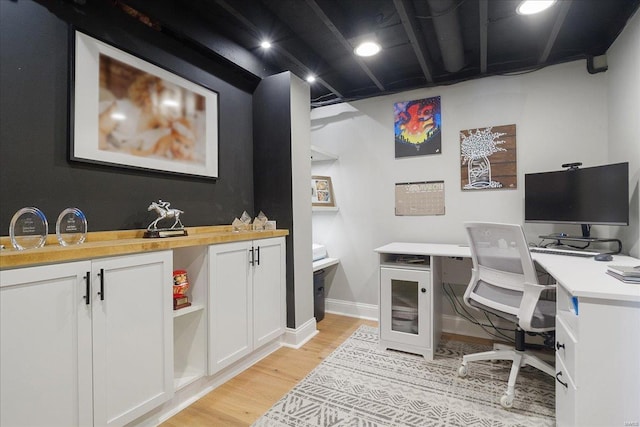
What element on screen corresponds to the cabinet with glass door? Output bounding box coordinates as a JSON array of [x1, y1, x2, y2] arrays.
[[378, 253, 441, 360]]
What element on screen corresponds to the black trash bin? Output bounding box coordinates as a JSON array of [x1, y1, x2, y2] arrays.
[[313, 269, 326, 322]]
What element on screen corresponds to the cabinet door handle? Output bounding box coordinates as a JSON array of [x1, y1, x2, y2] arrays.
[[556, 371, 568, 388], [84, 272, 91, 305], [249, 247, 254, 266], [421, 288, 427, 293], [97, 268, 105, 300], [556, 341, 565, 351], [255, 246, 260, 266]]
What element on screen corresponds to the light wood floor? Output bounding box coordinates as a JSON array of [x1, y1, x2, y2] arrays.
[[160, 314, 377, 426], [160, 314, 493, 426]]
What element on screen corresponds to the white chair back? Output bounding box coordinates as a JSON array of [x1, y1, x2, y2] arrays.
[[464, 222, 552, 331]]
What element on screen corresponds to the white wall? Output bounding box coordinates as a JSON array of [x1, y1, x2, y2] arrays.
[[606, 9, 640, 258], [310, 60, 613, 308]]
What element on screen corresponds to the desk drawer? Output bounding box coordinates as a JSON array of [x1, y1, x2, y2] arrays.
[[555, 315, 577, 382], [555, 355, 576, 427]]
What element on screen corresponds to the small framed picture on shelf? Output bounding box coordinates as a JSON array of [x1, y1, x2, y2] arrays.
[[311, 175, 336, 207]]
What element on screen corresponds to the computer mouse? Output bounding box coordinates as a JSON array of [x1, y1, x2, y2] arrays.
[[594, 253, 613, 262]]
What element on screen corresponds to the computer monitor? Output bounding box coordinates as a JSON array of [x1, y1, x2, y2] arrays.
[[524, 162, 629, 237]]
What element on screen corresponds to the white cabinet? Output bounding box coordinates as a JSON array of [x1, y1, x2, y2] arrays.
[[1, 261, 93, 427], [91, 251, 174, 427], [252, 237, 287, 348], [379, 266, 433, 359], [378, 253, 441, 360], [555, 283, 640, 426], [208, 237, 285, 374], [208, 240, 252, 373], [0, 251, 174, 427]]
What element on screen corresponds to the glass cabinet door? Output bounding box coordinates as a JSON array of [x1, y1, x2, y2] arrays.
[[380, 267, 430, 350], [391, 278, 419, 335]]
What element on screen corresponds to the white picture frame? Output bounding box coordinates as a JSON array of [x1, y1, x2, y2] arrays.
[[72, 31, 219, 178]]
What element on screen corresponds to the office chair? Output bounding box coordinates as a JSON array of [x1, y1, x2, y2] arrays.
[[457, 222, 556, 408]]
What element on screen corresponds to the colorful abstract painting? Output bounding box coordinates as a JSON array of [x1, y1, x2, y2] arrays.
[[394, 96, 441, 158], [460, 124, 517, 190]]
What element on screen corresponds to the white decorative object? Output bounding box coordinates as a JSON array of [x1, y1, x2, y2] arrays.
[[56, 208, 87, 246], [9, 207, 48, 250]]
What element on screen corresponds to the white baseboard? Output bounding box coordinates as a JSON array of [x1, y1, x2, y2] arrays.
[[282, 316, 318, 349], [323, 298, 522, 342], [325, 298, 378, 320]]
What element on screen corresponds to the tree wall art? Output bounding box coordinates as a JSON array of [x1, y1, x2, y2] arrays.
[[460, 124, 517, 190]]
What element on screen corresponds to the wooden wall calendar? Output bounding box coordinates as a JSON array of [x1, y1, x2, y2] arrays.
[[395, 181, 445, 216]]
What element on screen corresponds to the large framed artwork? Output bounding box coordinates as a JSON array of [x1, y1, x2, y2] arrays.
[[72, 31, 219, 178], [460, 124, 517, 190], [394, 96, 441, 158]]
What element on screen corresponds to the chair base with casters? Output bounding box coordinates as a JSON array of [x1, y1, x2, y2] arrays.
[[459, 222, 557, 409], [457, 328, 555, 408]]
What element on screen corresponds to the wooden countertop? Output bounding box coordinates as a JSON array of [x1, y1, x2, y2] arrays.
[[0, 225, 289, 270]]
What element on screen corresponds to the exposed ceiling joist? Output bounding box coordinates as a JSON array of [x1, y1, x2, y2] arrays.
[[214, 0, 345, 100], [121, 0, 269, 79], [304, 0, 385, 92], [539, 0, 573, 63], [274, 46, 345, 99], [104, 0, 640, 107], [393, 0, 433, 84]]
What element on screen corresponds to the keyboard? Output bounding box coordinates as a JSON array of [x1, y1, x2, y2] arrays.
[[529, 247, 599, 258]]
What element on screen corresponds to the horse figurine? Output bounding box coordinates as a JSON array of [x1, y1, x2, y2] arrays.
[[147, 200, 184, 230]]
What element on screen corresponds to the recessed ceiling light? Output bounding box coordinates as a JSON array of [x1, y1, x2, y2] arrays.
[[516, 0, 556, 15], [306, 75, 316, 83], [260, 40, 271, 49], [354, 41, 381, 57]]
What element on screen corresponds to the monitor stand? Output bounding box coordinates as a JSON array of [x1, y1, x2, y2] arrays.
[[538, 234, 622, 254]]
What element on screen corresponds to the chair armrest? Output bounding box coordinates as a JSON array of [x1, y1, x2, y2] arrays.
[[518, 282, 551, 331]]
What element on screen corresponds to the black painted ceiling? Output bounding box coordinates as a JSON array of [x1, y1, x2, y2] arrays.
[[121, 0, 639, 107]]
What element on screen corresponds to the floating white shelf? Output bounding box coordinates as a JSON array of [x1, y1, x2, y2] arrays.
[[310, 145, 338, 162], [313, 257, 339, 272], [312, 206, 339, 212]]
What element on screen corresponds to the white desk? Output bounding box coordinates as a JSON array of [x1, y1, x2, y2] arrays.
[[376, 242, 640, 301], [375, 242, 640, 426]]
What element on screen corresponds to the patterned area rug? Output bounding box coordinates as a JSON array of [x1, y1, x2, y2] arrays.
[[253, 325, 554, 427]]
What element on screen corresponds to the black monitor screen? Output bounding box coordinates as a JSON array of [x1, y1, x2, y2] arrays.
[[525, 162, 629, 226]]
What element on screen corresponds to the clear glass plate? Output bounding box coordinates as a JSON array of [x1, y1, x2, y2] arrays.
[[56, 208, 87, 246], [9, 207, 48, 250]]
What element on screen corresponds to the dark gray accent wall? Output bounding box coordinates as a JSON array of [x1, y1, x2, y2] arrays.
[[253, 73, 296, 328], [0, 1, 255, 232]]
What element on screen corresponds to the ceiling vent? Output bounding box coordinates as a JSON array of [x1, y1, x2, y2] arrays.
[[427, 0, 465, 73]]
